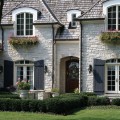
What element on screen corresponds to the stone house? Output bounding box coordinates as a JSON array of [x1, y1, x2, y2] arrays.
[[0, 0, 119, 98]]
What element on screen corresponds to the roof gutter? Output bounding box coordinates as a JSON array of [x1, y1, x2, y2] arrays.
[[75, 18, 105, 21]]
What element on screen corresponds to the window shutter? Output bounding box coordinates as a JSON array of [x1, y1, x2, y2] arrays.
[[34, 60, 44, 90], [93, 59, 105, 94], [4, 60, 13, 88]]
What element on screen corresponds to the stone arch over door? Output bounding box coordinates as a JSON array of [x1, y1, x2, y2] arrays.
[[60, 56, 79, 93]]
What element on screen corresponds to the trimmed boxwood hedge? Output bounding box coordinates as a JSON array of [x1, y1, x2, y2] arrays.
[[0, 94, 20, 99], [88, 96, 110, 106], [0, 93, 111, 114], [45, 95, 88, 114], [112, 98, 120, 106], [0, 99, 46, 112]]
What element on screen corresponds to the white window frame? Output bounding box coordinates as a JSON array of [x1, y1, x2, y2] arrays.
[[105, 59, 120, 93], [103, 0, 120, 31], [67, 9, 81, 27], [16, 12, 33, 36], [12, 7, 37, 36], [14, 60, 34, 90]]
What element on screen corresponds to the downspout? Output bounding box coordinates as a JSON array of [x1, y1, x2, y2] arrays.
[[52, 24, 55, 88], [80, 21, 82, 92], [0, 25, 4, 51]]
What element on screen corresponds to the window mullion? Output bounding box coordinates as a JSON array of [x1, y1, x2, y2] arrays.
[[116, 5, 118, 30], [24, 66, 27, 80], [24, 13, 26, 36]]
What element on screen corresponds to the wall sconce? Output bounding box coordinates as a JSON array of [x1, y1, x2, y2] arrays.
[[44, 66, 48, 73], [88, 64, 92, 73], [0, 66, 3, 73]]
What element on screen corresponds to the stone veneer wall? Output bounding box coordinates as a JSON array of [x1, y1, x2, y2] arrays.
[[0, 25, 53, 91], [82, 21, 120, 92], [55, 42, 79, 93]]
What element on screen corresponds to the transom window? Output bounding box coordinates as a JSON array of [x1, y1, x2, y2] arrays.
[[15, 60, 34, 89], [108, 5, 120, 30], [106, 59, 120, 63], [17, 13, 33, 36]]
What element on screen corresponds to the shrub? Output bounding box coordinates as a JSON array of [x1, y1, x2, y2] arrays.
[[80, 92, 97, 96], [0, 94, 20, 99], [88, 96, 110, 106], [45, 95, 88, 114], [112, 98, 120, 106], [21, 100, 31, 111]]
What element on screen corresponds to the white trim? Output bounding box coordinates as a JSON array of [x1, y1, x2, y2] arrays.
[[103, 0, 120, 31], [12, 7, 37, 36], [105, 63, 120, 94], [67, 10, 81, 23], [14, 60, 34, 90]]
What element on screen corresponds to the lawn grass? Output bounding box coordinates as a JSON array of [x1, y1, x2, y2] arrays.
[[1, 108, 120, 120]]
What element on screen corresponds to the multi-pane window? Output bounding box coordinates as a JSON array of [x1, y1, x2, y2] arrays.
[[17, 13, 33, 36], [106, 59, 120, 93], [71, 13, 77, 27], [108, 6, 120, 30], [15, 60, 34, 89]]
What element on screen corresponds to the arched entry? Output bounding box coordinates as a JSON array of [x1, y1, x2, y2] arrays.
[[66, 59, 79, 93]]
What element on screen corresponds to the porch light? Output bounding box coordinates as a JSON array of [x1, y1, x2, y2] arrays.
[[44, 66, 48, 73], [88, 65, 92, 73]]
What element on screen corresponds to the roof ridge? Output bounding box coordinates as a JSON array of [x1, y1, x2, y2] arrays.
[[78, 0, 102, 18], [42, 0, 63, 26]]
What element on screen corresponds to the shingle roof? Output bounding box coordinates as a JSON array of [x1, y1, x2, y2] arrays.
[[45, 0, 104, 40], [1, 0, 105, 40], [1, 0, 58, 25]]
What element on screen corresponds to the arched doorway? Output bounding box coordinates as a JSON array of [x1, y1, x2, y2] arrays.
[[66, 59, 79, 93]]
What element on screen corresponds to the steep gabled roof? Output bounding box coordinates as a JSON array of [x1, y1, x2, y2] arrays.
[[77, 0, 104, 20], [45, 0, 104, 40], [1, 0, 61, 25]]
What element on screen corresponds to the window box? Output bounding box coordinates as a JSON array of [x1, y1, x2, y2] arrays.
[[100, 31, 120, 45], [9, 36, 39, 45]]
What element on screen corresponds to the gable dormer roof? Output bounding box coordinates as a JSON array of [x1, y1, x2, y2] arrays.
[[1, 0, 62, 25]]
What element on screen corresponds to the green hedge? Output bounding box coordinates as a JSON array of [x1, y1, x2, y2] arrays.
[[45, 95, 88, 114], [0, 94, 20, 99], [112, 98, 120, 106], [0, 93, 111, 114], [88, 96, 110, 106], [0, 99, 46, 112]]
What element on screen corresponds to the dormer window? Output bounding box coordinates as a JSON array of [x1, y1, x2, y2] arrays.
[[12, 7, 37, 36], [107, 5, 120, 31], [17, 13, 33, 36], [67, 9, 81, 29], [71, 13, 77, 27]]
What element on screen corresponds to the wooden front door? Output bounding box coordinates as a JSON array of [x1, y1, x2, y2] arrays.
[[66, 60, 79, 93]]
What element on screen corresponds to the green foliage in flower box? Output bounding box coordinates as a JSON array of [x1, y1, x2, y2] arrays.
[[9, 36, 39, 45], [100, 31, 120, 45]]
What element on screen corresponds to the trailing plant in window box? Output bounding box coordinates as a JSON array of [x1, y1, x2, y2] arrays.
[[8, 36, 39, 45], [100, 31, 120, 45]]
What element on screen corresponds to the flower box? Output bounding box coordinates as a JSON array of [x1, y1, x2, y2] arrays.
[[100, 31, 120, 45], [9, 36, 39, 45]]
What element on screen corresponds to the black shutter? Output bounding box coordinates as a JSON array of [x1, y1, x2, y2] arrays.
[[4, 60, 13, 88], [34, 60, 44, 90], [93, 59, 105, 94]]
